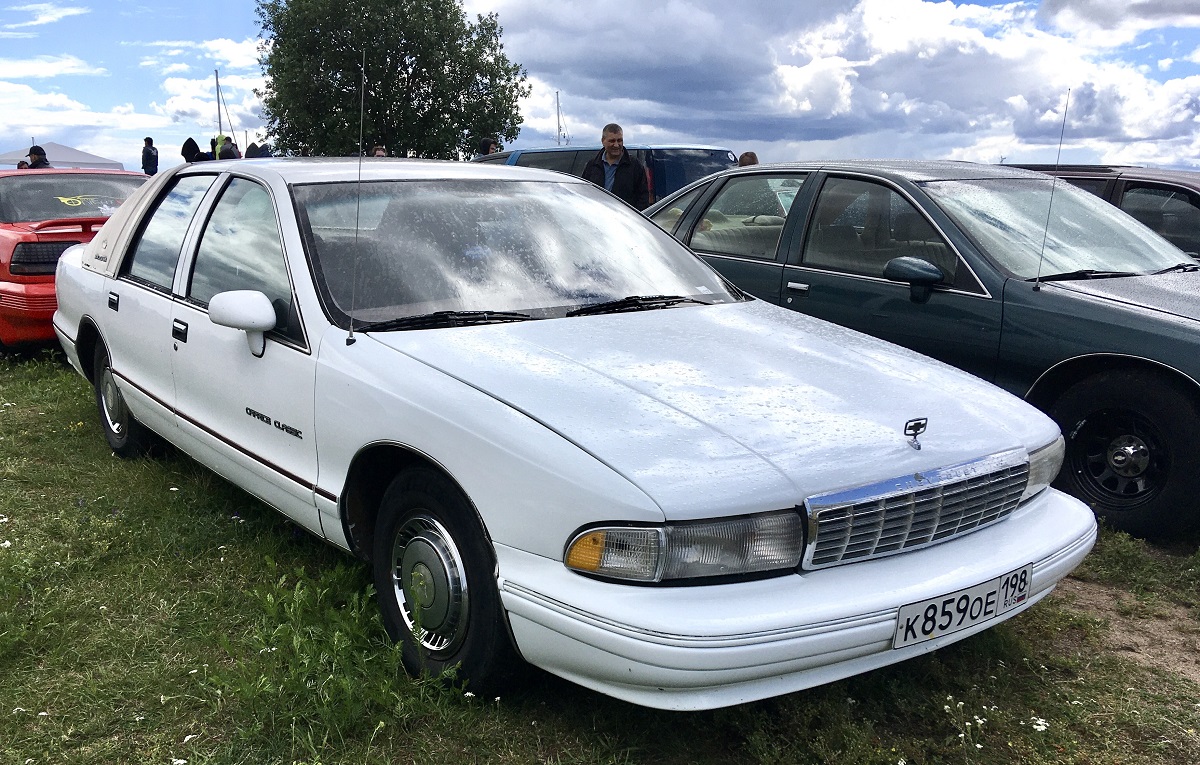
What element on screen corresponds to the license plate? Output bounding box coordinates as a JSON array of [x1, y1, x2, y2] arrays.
[[893, 565, 1032, 648]]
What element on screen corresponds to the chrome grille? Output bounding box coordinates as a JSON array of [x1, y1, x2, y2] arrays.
[[803, 450, 1029, 569]]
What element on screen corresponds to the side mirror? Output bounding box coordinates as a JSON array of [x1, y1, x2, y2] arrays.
[[208, 290, 277, 357], [883, 256, 945, 305]]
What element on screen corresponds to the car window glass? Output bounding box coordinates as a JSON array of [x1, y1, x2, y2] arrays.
[[514, 151, 577, 173], [294, 179, 741, 327], [0, 173, 147, 223], [188, 178, 300, 342], [1062, 177, 1108, 197], [649, 149, 739, 196], [648, 183, 707, 236], [688, 175, 805, 260], [123, 174, 217, 290], [923, 178, 1185, 278], [1121, 184, 1200, 255], [803, 177, 958, 281]]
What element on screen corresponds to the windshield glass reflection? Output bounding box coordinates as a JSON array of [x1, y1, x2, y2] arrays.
[[294, 179, 738, 325], [922, 178, 1186, 279]]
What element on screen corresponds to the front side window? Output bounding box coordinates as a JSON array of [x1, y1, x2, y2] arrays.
[[923, 178, 1187, 279], [295, 179, 741, 327], [189, 178, 299, 341], [802, 177, 958, 281], [689, 175, 804, 260], [123, 174, 217, 290]]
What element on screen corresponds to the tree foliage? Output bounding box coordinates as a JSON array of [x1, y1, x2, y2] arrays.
[[255, 0, 529, 158]]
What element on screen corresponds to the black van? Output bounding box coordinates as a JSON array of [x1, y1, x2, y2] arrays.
[[472, 145, 738, 205]]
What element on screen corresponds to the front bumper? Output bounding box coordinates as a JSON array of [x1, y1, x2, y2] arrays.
[[497, 488, 1096, 710]]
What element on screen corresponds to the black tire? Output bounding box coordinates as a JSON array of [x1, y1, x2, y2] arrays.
[[372, 467, 522, 692], [93, 342, 155, 458], [1049, 370, 1200, 538]]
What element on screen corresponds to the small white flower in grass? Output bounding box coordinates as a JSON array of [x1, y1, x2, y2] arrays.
[[38, 712, 48, 716], [188, 669, 198, 675], [463, 692, 475, 698], [0, 515, 8, 523], [172, 759, 188, 765], [99, 606, 107, 611], [13, 707, 26, 713], [183, 734, 198, 743], [975, 744, 983, 750], [169, 487, 178, 492], [0, 540, 10, 548], [135, 715, 145, 721], [1031, 716, 1049, 732]]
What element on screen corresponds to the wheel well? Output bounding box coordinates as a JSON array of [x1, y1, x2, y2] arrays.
[[74, 319, 101, 385], [1025, 354, 1200, 412], [340, 444, 471, 563]]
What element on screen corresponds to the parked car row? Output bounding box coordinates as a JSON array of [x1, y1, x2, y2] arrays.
[[51, 157, 1096, 710], [647, 160, 1200, 538]]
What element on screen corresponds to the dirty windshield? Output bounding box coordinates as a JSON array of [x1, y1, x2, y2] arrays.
[[295, 179, 740, 326], [0, 174, 147, 223]]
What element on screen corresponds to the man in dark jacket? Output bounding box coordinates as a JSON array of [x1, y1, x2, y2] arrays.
[[581, 123, 649, 210], [26, 145, 51, 169], [141, 137, 158, 175]]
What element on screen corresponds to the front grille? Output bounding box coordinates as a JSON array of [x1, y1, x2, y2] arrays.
[[11, 241, 79, 275], [803, 450, 1029, 569]]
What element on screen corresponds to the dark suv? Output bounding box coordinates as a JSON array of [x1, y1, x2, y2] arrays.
[[1010, 164, 1200, 256], [472, 145, 738, 205]]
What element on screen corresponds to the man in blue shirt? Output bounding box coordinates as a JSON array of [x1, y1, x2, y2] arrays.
[[581, 123, 649, 210]]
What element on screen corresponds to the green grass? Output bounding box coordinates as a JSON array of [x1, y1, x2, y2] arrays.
[[3, 349, 1199, 764]]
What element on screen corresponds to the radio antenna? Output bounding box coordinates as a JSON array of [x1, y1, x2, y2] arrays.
[[1034, 88, 1071, 291], [347, 49, 366, 346]]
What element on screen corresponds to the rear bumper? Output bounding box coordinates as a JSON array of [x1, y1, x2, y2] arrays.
[[0, 279, 56, 344], [497, 488, 1096, 710]]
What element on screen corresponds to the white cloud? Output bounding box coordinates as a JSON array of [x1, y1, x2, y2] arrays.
[[3, 3, 89, 29], [0, 54, 105, 77], [1038, 0, 1200, 47]]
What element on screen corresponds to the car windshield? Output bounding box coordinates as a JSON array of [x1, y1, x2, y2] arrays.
[[920, 177, 1186, 279], [0, 173, 147, 223], [294, 179, 740, 326]]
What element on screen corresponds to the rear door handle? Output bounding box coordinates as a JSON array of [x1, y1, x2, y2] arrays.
[[172, 319, 188, 343], [786, 281, 810, 294]]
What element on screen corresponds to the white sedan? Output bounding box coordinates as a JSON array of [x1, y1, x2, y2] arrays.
[[53, 158, 1096, 710]]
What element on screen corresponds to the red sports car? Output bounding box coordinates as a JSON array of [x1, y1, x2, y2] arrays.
[[0, 168, 147, 349]]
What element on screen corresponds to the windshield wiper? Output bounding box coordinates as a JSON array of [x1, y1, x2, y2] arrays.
[[566, 295, 707, 317], [354, 310, 533, 332], [1032, 269, 1137, 282], [1153, 262, 1200, 275]]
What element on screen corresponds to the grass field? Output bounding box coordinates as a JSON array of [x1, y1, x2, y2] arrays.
[[2, 348, 1199, 764]]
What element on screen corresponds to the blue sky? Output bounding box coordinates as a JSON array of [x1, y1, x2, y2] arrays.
[[3, 0, 1200, 171]]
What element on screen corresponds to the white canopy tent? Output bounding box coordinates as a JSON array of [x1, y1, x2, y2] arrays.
[[0, 141, 125, 170]]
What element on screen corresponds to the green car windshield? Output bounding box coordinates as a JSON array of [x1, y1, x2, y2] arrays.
[[921, 178, 1188, 279]]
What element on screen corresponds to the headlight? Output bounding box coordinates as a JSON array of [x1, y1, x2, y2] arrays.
[[1021, 435, 1065, 503], [564, 512, 804, 583]]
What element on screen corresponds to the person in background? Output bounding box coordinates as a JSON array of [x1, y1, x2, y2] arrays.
[[477, 137, 498, 156], [141, 137, 159, 175], [738, 151, 759, 166], [26, 145, 51, 169], [16, 160, 29, 169], [372, 145, 387, 157], [581, 123, 649, 210]]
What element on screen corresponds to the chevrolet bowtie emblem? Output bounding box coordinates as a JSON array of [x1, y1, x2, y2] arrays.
[[904, 418, 928, 450]]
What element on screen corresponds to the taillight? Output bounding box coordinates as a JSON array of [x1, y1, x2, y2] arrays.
[[10, 241, 79, 275]]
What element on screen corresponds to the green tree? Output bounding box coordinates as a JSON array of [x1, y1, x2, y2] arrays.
[[256, 0, 529, 158]]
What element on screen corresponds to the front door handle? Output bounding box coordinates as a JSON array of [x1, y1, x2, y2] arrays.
[[786, 281, 811, 294], [107, 292, 119, 311], [172, 319, 189, 343]]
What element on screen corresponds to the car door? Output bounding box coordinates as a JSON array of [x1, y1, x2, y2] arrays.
[[672, 172, 809, 304], [170, 175, 323, 537], [781, 173, 1003, 381], [105, 173, 220, 437]]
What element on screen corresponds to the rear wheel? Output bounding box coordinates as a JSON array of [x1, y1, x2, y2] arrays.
[[93, 342, 155, 458], [1050, 370, 1200, 538], [372, 468, 522, 692]]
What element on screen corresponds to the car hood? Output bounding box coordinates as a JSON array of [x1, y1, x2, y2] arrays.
[[370, 301, 1056, 519], [1044, 270, 1200, 322]]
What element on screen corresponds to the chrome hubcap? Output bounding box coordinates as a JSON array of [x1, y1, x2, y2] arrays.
[[391, 515, 467, 655]]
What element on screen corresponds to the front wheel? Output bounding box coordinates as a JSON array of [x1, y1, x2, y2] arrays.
[[93, 342, 155, 458], [372, 468, 522, 692], [1050, 370, 1200, 538]]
